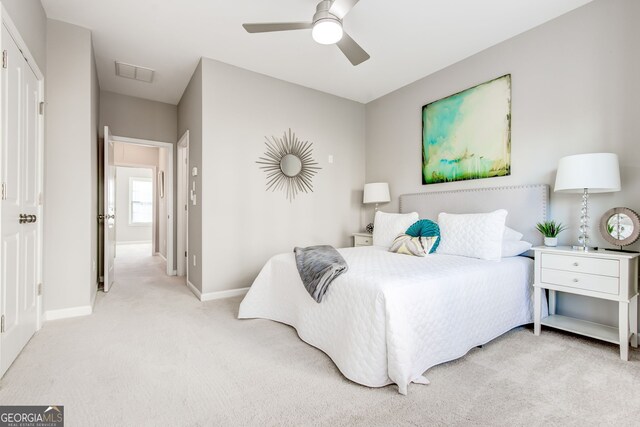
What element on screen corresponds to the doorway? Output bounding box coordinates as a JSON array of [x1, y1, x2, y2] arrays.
[[101, 130, 175, 292], [176, 131, 189, 279], [115, 166, 154, 254]]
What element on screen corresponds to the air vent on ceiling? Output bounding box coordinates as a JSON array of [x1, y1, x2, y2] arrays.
[[115, 61, 154, 83]]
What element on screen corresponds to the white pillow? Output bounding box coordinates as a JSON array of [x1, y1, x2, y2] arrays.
[[436, 209, 508, 261], [372, 211, 419, 248], [502, 240, 532, 257], [503, 226, 523, 241]]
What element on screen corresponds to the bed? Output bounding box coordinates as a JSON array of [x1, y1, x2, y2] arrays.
[[238, 185, 550, 394]]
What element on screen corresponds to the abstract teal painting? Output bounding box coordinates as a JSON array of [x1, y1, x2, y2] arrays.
[[422, 74, 511, 185]]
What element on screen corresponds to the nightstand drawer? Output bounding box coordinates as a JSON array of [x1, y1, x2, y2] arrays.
[[541, 253, 619, 277], [541, 268, 619, 295], [354, 235, 372, 246]]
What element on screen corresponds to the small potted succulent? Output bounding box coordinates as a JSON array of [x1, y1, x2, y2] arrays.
[[536, 220, 567, 247]]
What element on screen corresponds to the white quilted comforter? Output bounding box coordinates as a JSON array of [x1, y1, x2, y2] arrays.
[[238, 246, 545, 394]]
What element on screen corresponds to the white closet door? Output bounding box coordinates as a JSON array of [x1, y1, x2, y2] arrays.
[[0, 24, 39, 377], [20, 38, 39, 345]]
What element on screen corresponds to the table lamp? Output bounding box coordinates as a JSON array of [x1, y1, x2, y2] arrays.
[[363, 182, 390, 233], [554, 153, 621, 250]]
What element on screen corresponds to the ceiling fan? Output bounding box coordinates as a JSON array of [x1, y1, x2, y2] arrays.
[[242, 0, 369, 66]]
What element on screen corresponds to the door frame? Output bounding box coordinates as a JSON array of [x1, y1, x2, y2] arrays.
[[176, 131, 189, 278], [103, 126, 116, 291], [114, 165, 157, 253], [111, 134, 175, 276], [0, 6, 45, 330]]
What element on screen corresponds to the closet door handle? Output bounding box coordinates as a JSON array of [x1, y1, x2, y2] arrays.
[[19, 214, 37, 224]]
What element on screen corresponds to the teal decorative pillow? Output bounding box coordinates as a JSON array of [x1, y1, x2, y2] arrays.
[[389, 234, 438, 257], [405, 219, 440, 253]]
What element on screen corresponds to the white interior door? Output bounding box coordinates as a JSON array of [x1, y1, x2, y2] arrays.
[[0, 24, 40, 377], [103, 126, 116, 292]]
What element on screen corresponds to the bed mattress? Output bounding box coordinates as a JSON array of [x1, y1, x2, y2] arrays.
[[238, 246, 546, 394]]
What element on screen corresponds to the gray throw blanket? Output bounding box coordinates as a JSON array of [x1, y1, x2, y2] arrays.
[[294, 245, 348, 303]]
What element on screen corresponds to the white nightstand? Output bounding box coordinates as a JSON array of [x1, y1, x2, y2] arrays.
[[352, 233, 373, 247], [533, 246, 639, 360]]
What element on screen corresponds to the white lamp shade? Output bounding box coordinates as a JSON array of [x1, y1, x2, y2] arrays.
[[554, 153, 621, 193], [363, 182, 390, 204]]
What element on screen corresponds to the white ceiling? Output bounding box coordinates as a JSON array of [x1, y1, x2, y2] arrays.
[[41, 0, 594, 105]]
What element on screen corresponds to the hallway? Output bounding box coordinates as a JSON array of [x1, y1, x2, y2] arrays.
[[113, 243, 164, 282]]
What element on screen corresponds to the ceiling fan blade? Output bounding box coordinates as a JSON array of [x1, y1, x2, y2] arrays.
[[329, 0, 361, 19], [336, 32, 370, 66], [242, 22, 312, 33]]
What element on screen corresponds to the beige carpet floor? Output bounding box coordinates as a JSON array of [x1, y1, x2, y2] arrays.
[[1, 245, 640, 426]]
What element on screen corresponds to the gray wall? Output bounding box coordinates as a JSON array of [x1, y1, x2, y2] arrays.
[[177, 61, 203, 288], [197, 58, 366, 295], [115, 167, 153, 243], [1, 0, 47, 74], [99, 91, 177, 143], [44, 19, 98, 312], [365, 0, 640, 327]]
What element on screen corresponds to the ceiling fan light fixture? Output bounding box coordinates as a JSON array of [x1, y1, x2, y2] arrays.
[[242, 0, 369, 65], [312, 18, 343, 45]]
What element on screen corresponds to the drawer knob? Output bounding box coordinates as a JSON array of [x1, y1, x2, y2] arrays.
[[573, 278, 579, 283], [573, 262, 579, 266]]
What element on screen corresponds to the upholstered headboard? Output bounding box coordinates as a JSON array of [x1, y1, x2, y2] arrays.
[[399, 184, 549, 245]]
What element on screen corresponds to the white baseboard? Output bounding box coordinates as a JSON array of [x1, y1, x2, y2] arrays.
[[155, 252, 167, 261], [186, 280, 202, 299], [117, 240, 152, 246], [185, 280, 249, 302], [44, 305, 92, 321], [91, 283, 98, 308], [201, 287, 249, 301]]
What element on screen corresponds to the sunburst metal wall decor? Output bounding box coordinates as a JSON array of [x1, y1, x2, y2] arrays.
[[256, 129, 321, 201]]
